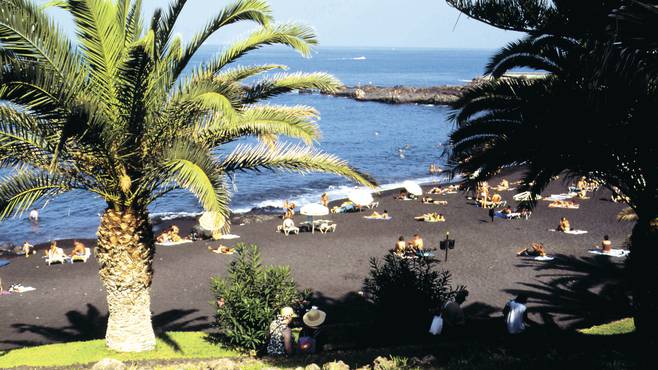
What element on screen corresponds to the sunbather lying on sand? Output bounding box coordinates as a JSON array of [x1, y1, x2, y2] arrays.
[[414, 212, 445, 222], [331, 201, 355, 214], [548, 200, 579, 209], [428, 187, 444, 195], [421, 197, 447, 205], [517, 242, 547, 257], [367, 210, 389, 219], [208, 245, 235, 255]]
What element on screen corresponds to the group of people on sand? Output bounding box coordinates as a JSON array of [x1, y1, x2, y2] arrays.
[[548, 199, 579, 209], [428, 184, 459, 195], [44, 240, 88, 261], [156, 225, 183, 243], [265, 306, 327, 356], [475, 181, 507, 208], [394, 189, 416, 200], [394, 234, 429, 257]]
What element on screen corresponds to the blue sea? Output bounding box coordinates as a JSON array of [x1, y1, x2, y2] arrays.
[[0, 47, 497, 245]]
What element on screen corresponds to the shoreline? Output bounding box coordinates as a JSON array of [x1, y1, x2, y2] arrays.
[[0, 167, 633, 349], [0, 173, 458, 250]]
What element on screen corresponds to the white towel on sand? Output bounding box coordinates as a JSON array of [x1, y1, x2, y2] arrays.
[[549, 229, 588, 235], [588, 249, 629, 258], [363, 216, 392, 220], [534, 256, 555, 261], [217, 234, 240, 240], [156, 240, 193, 247], [544, 193, 577, 201]]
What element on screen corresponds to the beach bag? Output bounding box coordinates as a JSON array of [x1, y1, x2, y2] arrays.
[[429, 315, 443, 335]]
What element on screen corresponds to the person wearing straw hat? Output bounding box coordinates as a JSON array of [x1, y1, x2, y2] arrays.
[[267, 306, 297, 356], [299, 307, 326, 354]]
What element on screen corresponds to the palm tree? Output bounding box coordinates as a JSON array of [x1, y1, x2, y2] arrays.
[[445, 0, 657, 341], [0, 0, 375, 352]]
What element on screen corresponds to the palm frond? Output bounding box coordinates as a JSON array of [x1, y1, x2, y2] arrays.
[[245, 72, 342, 103], [0, 0, 81, 80], [221, 143, 376, 188], [173, 0, 272, 78], [198, 104, 320, 146], [205, 23, 316, 76], [67, 0, 126, 106], [216, 64, 287, 83], [0, 171, 75, 219], [617, 207, 638, 222]]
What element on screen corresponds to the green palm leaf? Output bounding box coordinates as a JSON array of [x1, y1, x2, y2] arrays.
[[221, 143, 376, 188], [0, 171, 75, 219]]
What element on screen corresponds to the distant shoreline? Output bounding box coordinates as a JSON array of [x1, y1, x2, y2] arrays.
[[306, 73, 548, 105], [300, 84, 464, 105]]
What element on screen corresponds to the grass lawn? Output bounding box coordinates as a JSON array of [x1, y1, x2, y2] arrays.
[[0, 319, 636, 369], [0, 332, 239, 369], [578, 317, 635, 335]]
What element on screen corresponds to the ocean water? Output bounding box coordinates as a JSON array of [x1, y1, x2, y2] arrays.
[[0, 47, 496, 245]]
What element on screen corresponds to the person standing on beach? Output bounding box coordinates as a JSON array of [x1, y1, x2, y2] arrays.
[[320, 193, 329, 207], [489, 207, 495, 222]]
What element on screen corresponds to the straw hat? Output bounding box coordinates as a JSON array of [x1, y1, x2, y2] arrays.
[[280, 306, 297, 318], [303, 308, 326, 327]]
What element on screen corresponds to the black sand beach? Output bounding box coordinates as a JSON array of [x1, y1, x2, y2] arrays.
[[0, 172, 633, 350]]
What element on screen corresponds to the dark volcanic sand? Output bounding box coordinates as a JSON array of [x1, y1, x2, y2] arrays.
[[0, 173, 633, 349]]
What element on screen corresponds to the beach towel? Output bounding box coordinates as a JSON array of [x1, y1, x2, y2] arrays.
[[419, 219, 445, 223], [0, 291, 11, 296], [534, 256, 555, 261], [217, 234, 240, 240], [547, 203, 580, 209], [156, 239, 193, 247], [0, 259, 9, 268], [543, 193, 577, 201], [363, 216, 392, 220], [9, 284, 36, 293], [549, 229, 588, 235], [495, 212, 521, 219], [588, 249, 630, 258]]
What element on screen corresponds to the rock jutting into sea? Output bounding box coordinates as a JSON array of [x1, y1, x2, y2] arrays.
[[301, 84, 465, 105], [301, 73, 548, 105]]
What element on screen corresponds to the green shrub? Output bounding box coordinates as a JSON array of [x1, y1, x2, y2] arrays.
[[210, 244, 309, 351], [363, 253, 466, 335]]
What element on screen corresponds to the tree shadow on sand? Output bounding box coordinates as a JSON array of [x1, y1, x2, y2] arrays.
[[1, 304, 211, 352], [506, 253, 631, 330]]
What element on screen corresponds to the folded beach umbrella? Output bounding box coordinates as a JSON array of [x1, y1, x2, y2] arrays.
[[199, 211, 225, 231], [403, 180, 423, 196], [348, 189, 374, 206]]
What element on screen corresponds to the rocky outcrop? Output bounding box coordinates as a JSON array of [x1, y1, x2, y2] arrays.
[[301, 84, 466, 105]]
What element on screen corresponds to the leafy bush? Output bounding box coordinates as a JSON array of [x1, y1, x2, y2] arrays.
[[210, 244, 309, 351], [362, 253, 466, 335]]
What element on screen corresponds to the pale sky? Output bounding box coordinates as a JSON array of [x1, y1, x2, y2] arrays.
[[46, 0, 523, 49]]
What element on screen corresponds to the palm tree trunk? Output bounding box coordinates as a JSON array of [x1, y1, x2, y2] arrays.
[[629, 213, 658, 346], [96, 207, 156, 352]]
